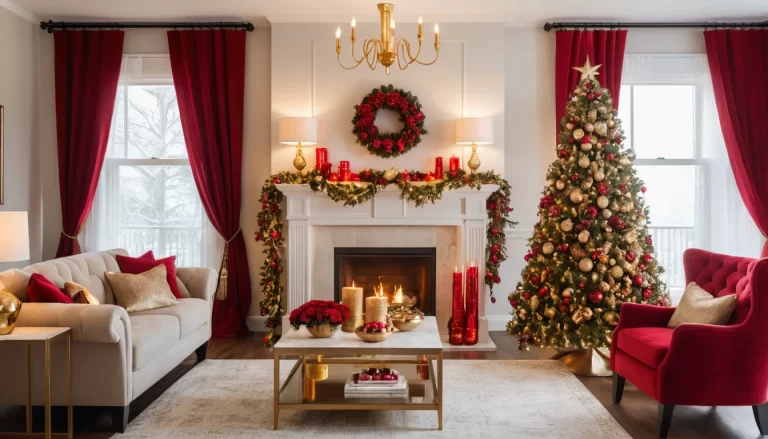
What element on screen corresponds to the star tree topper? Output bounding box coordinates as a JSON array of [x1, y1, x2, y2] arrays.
[[573, 57, 601, 81]]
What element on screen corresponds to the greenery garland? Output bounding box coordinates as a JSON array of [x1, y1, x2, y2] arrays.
[[256, 168, 517, 346], [352, 84, 427, 158]]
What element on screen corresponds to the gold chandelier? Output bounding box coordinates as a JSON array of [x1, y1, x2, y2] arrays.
[[335, 3, 439, 75]]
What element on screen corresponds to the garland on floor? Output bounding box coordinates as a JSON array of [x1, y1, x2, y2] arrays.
[[256, 168, 517, 346]]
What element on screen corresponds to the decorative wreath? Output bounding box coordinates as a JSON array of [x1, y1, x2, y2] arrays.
[[352, 84, 427, 158]]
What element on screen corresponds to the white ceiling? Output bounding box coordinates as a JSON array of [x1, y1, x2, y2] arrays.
[[7, 0, 768, 26]]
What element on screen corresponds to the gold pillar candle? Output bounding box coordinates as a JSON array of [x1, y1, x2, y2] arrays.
[[365, 295, 390, 324], [341, 283, 364, 332]]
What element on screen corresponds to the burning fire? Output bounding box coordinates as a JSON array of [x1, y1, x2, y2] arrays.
[[392, 285, 404, 304], [373, 278, 385, 297]]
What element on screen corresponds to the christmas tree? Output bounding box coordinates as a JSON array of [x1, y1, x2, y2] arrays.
[[507, 59, 670, 351]]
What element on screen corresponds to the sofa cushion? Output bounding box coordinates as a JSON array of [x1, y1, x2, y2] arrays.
[[668, 282, 737, 328], [617, 327, 673, 368], [130, 315, 180, 370], [117, 253, 183, 299], [27, 273, 73, 304], [129, 298, 209, 338]]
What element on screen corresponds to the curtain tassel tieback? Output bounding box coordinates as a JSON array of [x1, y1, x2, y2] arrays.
[[61, 231, 79, 240], [215, 228, 242, 301]]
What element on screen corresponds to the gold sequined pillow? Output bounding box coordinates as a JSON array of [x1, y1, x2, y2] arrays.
[[105, 265, 177, 312], [667, 282, 737, 328], [64, 282, 100, 305]]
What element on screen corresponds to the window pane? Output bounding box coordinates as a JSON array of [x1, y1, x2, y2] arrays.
[[118, 165, 202, 266], [636, 165, 697, 290], [108, 86, 126, 158], [632, 85, 694, 159], [125, 85, 186, 159]]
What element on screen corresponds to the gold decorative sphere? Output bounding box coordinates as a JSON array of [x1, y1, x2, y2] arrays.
[[0, 290, 22, 335]]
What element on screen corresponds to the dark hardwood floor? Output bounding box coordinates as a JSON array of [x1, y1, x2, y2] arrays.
[[0, 331, 760, 438]]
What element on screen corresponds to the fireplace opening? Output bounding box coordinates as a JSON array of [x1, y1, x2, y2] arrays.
[[334, 247, 436, 316]]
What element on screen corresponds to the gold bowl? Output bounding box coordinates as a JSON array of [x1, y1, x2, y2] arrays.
[[0, 290, 22, 335], [355, 327, 394, 343], [306, 324, 338, 338], [390, 310, 424, 332]]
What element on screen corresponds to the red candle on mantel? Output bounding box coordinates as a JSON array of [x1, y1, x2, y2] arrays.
[[339, 167, 351, 182], [321, 161, 332, 178], [449, 267, 464, 345], [339, 160, 350, 170], [449, 155, 460, 171], [464, 263, 479, 345], [435, 157, 444, 180], [315, 147, 327, 170]]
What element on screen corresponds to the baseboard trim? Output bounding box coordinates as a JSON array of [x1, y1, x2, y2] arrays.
[[247, 316, 268, 332], [486, 315, 512, 332]]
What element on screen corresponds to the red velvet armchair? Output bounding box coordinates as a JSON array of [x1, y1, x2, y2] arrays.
[[610, 248, 768, 438]]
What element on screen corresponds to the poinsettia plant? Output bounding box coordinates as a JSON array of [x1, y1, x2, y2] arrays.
[[289, 300, 350, 329]]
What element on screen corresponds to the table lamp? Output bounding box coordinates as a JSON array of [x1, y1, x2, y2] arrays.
[[279, 117, 318, 171], [455, 117, 493, 173], [0, 211, 30, 335]]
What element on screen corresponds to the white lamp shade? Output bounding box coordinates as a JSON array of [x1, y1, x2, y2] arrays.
[[455, 117, 493, 145], [0, 212, 30, 263], [278, 117, 318, 145]]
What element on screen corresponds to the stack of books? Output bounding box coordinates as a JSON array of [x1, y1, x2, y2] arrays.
[[344, 371, 408, 399]]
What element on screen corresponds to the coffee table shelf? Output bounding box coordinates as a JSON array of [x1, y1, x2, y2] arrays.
[[273, 317, 443, 430]]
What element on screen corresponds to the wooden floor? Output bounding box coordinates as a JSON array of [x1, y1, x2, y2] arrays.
[[0, 331, 760, 439]]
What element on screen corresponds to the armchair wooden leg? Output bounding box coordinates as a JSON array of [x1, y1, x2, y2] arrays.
[[753, 404, 768, 435], [612, 373, 625, 404], [195, 341, 209, 362], [111, 404, 130, 433], [657, 404, 674, 438]]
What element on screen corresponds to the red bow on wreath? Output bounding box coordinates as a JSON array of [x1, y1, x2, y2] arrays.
[[352, 84, 427, 158]]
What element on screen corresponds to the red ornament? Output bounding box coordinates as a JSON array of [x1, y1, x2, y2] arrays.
[[559, 304, 568, 313], [581, 135, 591, 146], [563, 297, 571, 305], [579, 281, 586, 288], [510, 299, 519, 307], [271, 230, 279, 239], [559, 149, 570, 158], [625, 251, 635, 262], [487, 271, 494, 278], [273, 178, 281, 184], [523, 292, 531, 300], [598, 183, 609, 195], [586, 206, 598, 218], [589, 291, 604, 303], [568, 137, 576, 144], [595, 91, 602, 98], [549, 206, 561, 217], [491, 255, 499, 264], [491, 296, 497, 304], [491, 244, 500, 254], [642, 253, 653, 263], [558, 243, 569, 253], [494, 275, 501, 284], [587, 93, 595, 100], [591, 250, 601, 260], [606, 153, 614, 161], [531, 275, 541, 285], [646, 235, 653, 245], [633, 275, 643, 286], [572, 173, 580, 182], [585, 81, 593, 90], [539, 287, 549, 297], [641, 186, 647, 193], [328, 172, 340, 182], [618, 183, 627, 192], [639, 264, 645, 271]]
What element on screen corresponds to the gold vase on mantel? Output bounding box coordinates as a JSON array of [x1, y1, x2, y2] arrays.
[[0, 291, 22, 335]]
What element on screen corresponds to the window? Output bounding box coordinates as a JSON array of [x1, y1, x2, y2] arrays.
[[620, 55, 762, 298], [84, 56, 214, 267]]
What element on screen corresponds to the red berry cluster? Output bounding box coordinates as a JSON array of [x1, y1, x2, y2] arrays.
[[358, 368, 399, 382], [360, 321, 391, 333]]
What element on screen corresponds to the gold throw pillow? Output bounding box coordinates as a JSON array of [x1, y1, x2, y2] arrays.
[[105, 265, 177, 312], [64, 282, 100, 305], [667, 282, 737, 328]]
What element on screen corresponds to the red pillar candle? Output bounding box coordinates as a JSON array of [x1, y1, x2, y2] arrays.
[[321, 161, 332, 177], [449, 267, 464, 345], [315, 147, 327, 170], [435, 157, 444, 179], [449, 155, 460, 171], [339, 166, 351, 182], [339, 160, 350, 170], [464, 264, 479, 345]]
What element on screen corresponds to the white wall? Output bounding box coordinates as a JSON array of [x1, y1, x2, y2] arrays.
[[0, 7, 40, 271], [271, 23, 505, 176]]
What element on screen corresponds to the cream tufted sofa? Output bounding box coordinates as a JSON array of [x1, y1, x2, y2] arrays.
[[0, 249, 217, 432]]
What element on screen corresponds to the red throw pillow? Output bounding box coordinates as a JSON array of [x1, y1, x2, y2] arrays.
[[27, 273, 74, 304], [116, 253, 182, 299]]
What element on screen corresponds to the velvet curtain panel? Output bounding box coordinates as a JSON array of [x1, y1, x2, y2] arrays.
[[555, 30, 628, 135], [168, 29, 251, 337], [53, 30, 124, 257], [705, 30, 768, 257]]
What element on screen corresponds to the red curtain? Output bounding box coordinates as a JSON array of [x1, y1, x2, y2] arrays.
[[168, 30, 251, 337], [705, 30, 768, 257], [555, 30, 628, 135], [53, 31, 124, 257]]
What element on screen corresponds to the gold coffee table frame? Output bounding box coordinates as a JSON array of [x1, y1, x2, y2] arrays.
[[273, 317, 444, 431], [0, 327, 73, 439]]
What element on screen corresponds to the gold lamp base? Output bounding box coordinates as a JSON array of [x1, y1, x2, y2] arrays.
[[552, 347, 612, 377], [0, 290, 22, 335], [467, 143, 481, 173], [293, 143, 307, 171]]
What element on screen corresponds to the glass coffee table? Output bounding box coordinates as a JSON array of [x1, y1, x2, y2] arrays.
[[273, 316, 443, 430]]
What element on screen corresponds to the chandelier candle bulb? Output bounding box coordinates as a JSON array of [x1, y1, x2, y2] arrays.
[[341, 282, 364, 332], [335, 26, 341, 53], [350, 18, 356, 43], [434, 23, 440, 49], [417, 16, 423, 40]]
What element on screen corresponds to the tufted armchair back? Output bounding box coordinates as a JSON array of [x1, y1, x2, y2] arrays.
[[0, 249, 128, 304], [683, 248, 760, 325]]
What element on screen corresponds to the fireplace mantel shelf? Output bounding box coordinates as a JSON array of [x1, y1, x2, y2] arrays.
[[277, 183, 500, 350]]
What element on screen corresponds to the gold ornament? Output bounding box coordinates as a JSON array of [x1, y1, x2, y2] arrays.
[[545, 307, 557, 320], [570, 243, 586, 258], [560, 218, 574, 232], [591, 272, 600, 283], [573, 128, 585, 140], [604, 311, 618, 325], [593, 121, 608, 136], [609, 265, 624, 279], [383, 167, 398, 181], [578, 156, 591, 169], [597, 195, 609, 209], [584, 122, 594, 133], [579, 258, 594, 272], [598, 254, 610, 264], [602, 209, 612, 219], [570, 188, 584, 203], [542, 242, 555, 255], [606, 119, 615, 129], [599, 281, 610, 292], [587, 109, 598, 123], [562, 287, 573, 298], [580, 142, 593, 152], [593, 170, 605, 182], [572, 311, 585, 325], [556, 180, 566, 191], [0, 291, 22, 335], [530, 296, 541, 310], [578, 229, 590, 244], [582, 307, 594, 320]]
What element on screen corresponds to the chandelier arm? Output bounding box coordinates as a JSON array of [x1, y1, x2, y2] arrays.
[[337, 49, 366, 70], [405, 39, 423, 64], [364, 39, 378, 70], [413, 46, 439, 66], [395, 39, 412, 71], [350, 38, 365, 64]]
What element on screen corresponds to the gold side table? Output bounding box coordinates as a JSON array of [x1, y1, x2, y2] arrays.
[[0, 327, 72, 439]]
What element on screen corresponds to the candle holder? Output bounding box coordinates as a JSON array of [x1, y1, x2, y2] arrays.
[[464, 265, 479, 345], [449, 270, 464, 345]]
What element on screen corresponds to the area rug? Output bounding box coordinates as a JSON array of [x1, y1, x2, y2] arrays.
[[121, 360, 630, 438]]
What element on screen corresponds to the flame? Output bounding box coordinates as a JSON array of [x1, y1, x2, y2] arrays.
[[352, 281, 356, 288], [374, 280, 385, 297], [393, 285, 404, 304]]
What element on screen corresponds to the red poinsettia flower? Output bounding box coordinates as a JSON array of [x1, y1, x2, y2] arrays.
[[360, 132, 370, 142], [396, 138, 405, 152], [382, 138, 393, 152], [372, 139, 382, 149], [539, 195, 554, 209], [405, 115, 416, 127], [358, 103, 372, 116], [386, 92, 400, 106]]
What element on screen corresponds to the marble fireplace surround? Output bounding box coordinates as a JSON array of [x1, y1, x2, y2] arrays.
[[276, 184, 499, 349]]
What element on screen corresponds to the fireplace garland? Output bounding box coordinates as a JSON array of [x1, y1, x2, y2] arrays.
[[255, 167, 516, 346]]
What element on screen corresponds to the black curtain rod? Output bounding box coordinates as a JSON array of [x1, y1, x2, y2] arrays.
[[40, 20, 255, 33], [544, 20, 768, 31]]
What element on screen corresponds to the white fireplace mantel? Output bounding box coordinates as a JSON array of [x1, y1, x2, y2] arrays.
[[275, 183, 500, 349]]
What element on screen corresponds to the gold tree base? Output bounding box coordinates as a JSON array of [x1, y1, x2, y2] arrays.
[[551, 347, 612, 377]]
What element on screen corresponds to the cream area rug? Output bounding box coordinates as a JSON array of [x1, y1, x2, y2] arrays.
[[120, 360, 631, 438]]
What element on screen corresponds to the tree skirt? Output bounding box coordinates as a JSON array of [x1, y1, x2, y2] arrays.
[[121, 360, 630, 438]]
